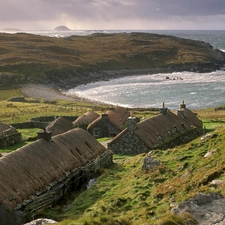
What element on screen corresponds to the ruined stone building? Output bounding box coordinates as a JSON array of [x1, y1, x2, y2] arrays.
[[0, 122, 22, 147]]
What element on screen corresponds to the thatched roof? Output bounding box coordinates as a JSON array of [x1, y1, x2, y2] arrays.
[[45, 117, 73, 136], [88, 106, 130, 131], [110, 110, 194, 149], [135, 111, 193, 147], [0, 128, 107, 211], [181, 108, 202, 133], [0, 122, 19, 138], [106, 106, 130, 129], [74, 111, 100, 126]]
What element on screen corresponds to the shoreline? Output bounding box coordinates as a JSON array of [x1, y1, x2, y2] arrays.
[[20, 69, 179, 104], [20, 83, 109, 106], [14, 67, 225, 109]]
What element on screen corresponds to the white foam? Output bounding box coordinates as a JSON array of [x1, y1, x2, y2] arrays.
[[64, 70, 225, 109]]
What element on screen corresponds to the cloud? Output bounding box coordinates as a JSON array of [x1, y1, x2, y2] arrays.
[[0, 0, 225, 30]]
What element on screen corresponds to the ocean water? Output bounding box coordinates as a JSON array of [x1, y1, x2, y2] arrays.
[[65, 70, 225, 109], [3, 29, 225, 109], [62, 30, 225, 109]]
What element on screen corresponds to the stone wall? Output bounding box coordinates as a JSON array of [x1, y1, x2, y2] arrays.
[[12, 116, 78, 129], [12, 121, 48, 129], [30, 116, 77, 122], [108, 131, 149, 155], [89, 115, 121, 138], [156, 128, 199, 150], [109, 128, 199, 155], [0, 133, 22, 148]]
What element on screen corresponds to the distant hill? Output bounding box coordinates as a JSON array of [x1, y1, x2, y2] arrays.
[[1, 28, 21, 31], [0, 32, 225, 88], [54, 25, 71, 31]]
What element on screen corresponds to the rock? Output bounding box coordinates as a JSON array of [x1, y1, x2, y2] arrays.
[[204, 149, 217, 158], [210, 179, 225, 187], [170, 202, 177, 208], [201, 133, 212, 141], [142, 156, 160, 171], [24, 218, 58, 225], [171, 192, 225, 225]]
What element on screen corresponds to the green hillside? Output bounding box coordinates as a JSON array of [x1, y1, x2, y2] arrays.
[[0, 90, 225, 224], [1, 32, 225, 88], [1, 31, 225, 224], [39, 125, 225, 225]]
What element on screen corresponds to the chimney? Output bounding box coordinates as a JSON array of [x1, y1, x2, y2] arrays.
[[177, 100, 185, 119], [37, 128, 52, 141], [179, 100, 186, 109], [159, 102, 168, 115], [177, 110, 184, 119], [108, 105, 116, 111], [127, 117, 137, 131], [101, 113, 109, 120]]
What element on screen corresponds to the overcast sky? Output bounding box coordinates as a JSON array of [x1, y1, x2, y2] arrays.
[[1, 0, 225, 30]]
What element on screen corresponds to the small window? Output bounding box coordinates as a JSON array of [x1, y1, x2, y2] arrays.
[[173, 125, 178, 131], [94, 129, 99, 137]]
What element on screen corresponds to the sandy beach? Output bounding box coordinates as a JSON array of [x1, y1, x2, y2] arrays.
[[21, 84, 80, 101], [20, 83, 107, 106]]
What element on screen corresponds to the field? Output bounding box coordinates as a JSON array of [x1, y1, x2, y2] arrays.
[[1, 87, 225, 224]]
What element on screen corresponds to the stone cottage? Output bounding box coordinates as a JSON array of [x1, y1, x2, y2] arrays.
[[73, 111, 100, 130], [0, 122, 22, 147], [0, 128, 113, 225], [108, 102, 202, 155], [87, 106, 130, 138]]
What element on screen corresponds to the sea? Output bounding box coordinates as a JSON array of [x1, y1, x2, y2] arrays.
[[3, 29, 225, 109]]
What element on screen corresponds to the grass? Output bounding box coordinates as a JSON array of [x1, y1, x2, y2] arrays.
[[0, 87, 22, 101], [1, 87, 225, 224], [17, 128, 41, 140], [37, 125, 225, 225], [0, 97, 106, 124], [97, 137, 113, 142], [0, 141, 31, 153], [0, 32, 223, 86]]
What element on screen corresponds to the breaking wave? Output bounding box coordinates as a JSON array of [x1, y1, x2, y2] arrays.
[[65, 70, 225, 109]]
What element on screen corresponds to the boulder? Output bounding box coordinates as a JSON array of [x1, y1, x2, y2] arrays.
[[142, 156, 160, 171], [210, 179, 225, 187], [204, 149, 217, 158], [171, 192, 225, 225], [24, 218, 57, 225]]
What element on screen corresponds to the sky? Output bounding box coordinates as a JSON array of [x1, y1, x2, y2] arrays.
[[1, 0, 225, 30]]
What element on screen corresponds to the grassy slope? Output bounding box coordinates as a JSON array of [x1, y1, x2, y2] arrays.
[[1, 88, 225, 224], [37, 126, 225, 225], [0, 32, 224, 86]]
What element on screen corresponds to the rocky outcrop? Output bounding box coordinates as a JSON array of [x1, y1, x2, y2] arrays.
[[171, 192, 225, 225]]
